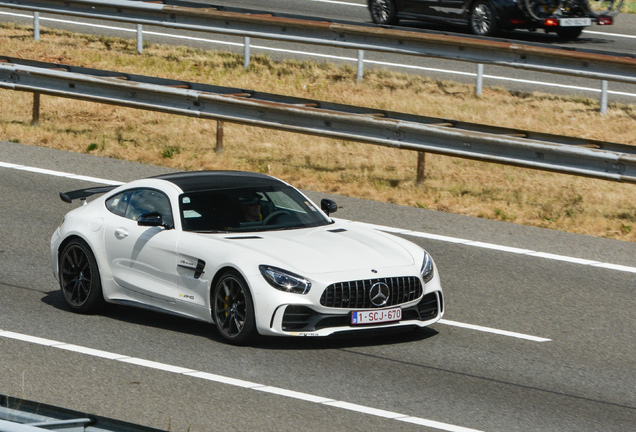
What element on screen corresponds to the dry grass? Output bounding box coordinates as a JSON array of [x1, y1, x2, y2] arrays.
[[1, 23, 635, 241], [623, 0, 636, 13]]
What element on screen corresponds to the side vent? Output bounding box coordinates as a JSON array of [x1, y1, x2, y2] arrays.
[[225, 236, 263, 240]]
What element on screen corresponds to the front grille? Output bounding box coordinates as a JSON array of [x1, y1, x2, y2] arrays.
[[320, 276, 422, 309]]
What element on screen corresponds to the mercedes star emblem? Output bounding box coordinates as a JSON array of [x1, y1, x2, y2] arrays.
[[369, 282, 390, 307]]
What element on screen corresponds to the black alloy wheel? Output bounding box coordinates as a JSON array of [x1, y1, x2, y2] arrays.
[[212, 270, 256, 345], [59, 238, 105, 313], [369, 0, 398, 25], [469, 1, 499, 37]]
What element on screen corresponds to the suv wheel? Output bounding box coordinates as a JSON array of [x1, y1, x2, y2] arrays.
[[470, 1, 499, 37], [369, 0, 398, 25]]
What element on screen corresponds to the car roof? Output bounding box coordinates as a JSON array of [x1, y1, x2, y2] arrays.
[[151, 170, 286, 193]]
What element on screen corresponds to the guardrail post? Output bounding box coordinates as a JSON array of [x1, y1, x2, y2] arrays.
[[136, 24, 143, 54], [600, 80, 608, 115], [33, 12, 40, 41], [416, 151, 426, 184], [32, 92, 40, 125], [244, 37, 251, 69], [357, 50, 364, 82], [476, 64, 484, 96], [216, 121, 224, 153]]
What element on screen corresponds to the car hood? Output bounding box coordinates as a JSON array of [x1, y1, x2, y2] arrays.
[[218, 224, 416, 275]]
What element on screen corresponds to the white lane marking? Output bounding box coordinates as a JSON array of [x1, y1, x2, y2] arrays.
[[118, 357, 197, 374], [1, 11, 634, 99], [324, 401, 407, 418], [439, 320, 551, 342], [55, 344, 130, 360], [0, 161, 124, 186], [307, 0, 367, 6], [0, 329, 484, 432], [183, 371, 262, 388], [583, 30, 636, 39], [354, 221, 636, 274]]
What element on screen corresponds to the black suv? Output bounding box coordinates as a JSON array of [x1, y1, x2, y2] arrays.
[[368, 0, 622, 40]]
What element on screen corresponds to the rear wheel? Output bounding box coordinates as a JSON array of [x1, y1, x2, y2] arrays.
[[469, 1, 499, 37], [58, 239, 105, 313], [212, 270, 257, 345], [369, 0, 398, 25]]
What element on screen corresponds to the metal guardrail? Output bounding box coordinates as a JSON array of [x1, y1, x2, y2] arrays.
[[0, 393, 166, 431], [0, 0, 635, 112], [1, 56, 634, 183]]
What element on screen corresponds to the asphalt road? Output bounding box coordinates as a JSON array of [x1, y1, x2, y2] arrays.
[[1, 0, 635, 104], [0, 141, 634, 431]]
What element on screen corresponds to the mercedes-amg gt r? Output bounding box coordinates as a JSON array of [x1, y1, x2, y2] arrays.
[[51, 171, 444, 345]]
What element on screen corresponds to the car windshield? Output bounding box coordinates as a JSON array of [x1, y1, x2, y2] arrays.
[[179, 185, 332, 233]]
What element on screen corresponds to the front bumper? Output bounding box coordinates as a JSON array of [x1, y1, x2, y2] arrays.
[[267, 290, 444, 337]]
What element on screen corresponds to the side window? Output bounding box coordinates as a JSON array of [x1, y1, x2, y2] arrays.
[[125, 189, 174, 227], [105, 191, 131, 217]]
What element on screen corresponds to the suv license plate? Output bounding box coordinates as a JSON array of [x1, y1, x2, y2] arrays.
[[351, 307, 402, 325], [560, 18, 592, 27]]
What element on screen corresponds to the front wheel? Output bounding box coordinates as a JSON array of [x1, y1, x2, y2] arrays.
[[212, 270, 257, 345], [369, 0, 398, 25], [58, 238, 105, 313], [469, 1, 499, 37]]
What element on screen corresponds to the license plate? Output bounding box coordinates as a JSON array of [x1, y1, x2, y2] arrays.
[[351, 307, 402, 325], [559, 18, 592, 27]]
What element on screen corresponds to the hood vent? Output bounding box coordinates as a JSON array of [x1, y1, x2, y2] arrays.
[[225, 236, 263, 240]]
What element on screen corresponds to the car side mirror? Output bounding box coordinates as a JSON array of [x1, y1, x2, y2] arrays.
[[138, 212, 165, 227], [320, 199, 338, 216]]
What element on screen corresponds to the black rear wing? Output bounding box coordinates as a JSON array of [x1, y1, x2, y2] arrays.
[[59, 185, 117, 203]]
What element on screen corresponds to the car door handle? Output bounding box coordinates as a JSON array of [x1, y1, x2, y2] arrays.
[[114, 228, 129, 239]]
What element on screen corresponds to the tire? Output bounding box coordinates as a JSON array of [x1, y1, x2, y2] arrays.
[[212, 270, 257, 345], [369, 0, 398, 25], [58, 238, 105, 313], [555, 26, 584, 40], [469, 1, 499, 37]]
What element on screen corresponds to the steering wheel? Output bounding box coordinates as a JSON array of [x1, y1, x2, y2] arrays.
[[263, 210, 292, 225]]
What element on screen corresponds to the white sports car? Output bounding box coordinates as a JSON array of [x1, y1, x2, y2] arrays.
[[51, 171, 444, 344]]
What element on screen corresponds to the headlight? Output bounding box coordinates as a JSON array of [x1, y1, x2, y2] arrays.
[[259, 265, 311, 294], [421, 252, 434, 283]]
